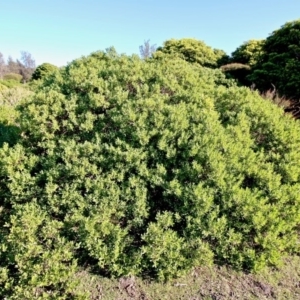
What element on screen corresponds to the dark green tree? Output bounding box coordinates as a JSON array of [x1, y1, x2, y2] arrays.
[[249, 20, 300, 99]]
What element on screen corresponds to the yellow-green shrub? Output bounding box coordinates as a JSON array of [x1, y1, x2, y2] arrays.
[[0, 50, 300, 296]]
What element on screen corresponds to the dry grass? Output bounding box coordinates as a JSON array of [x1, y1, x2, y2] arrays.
[[260, 89, 291, 109], [220, 63, 251, 72], [74, 255, 300, 299], [258, 87, 300, 120]]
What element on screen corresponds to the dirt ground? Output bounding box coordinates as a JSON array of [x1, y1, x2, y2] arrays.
[[75, 256, 300, 299]]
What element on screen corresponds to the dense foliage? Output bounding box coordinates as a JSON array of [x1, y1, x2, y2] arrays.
[[249, 20, 300, 99], [0, 49, 300, 298]]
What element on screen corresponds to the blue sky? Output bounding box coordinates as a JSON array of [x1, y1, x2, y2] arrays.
[[1, 0, 300, 66]]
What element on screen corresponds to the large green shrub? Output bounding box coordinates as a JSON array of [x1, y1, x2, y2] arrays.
[[0, 50, 300, 296]]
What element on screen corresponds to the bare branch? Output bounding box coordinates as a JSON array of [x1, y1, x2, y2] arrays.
[[139, 40, 156, 59]]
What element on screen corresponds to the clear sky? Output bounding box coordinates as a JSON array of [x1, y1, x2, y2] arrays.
[[1, 0, 300, 67]]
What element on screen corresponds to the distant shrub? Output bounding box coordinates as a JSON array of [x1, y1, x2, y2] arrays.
[[0, 85, 32, 106], [220, 63, 252, 86], [0, 86, 32, 147], [0, 79, 22, 88], [3, 73, 22, 82], [0, 106, 20, 147]]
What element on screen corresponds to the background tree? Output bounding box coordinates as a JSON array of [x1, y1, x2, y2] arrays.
[[230, 39, 264, 67], [220, 40, 264, 86], [139, 39, 156, 59], [31, 62, 58, 81], [0, 52, 6, 79], [19, 51, 36, 82], [6, 56, 19, 74], [3, 52, 36, 83], [154, 38, 228, 68]]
